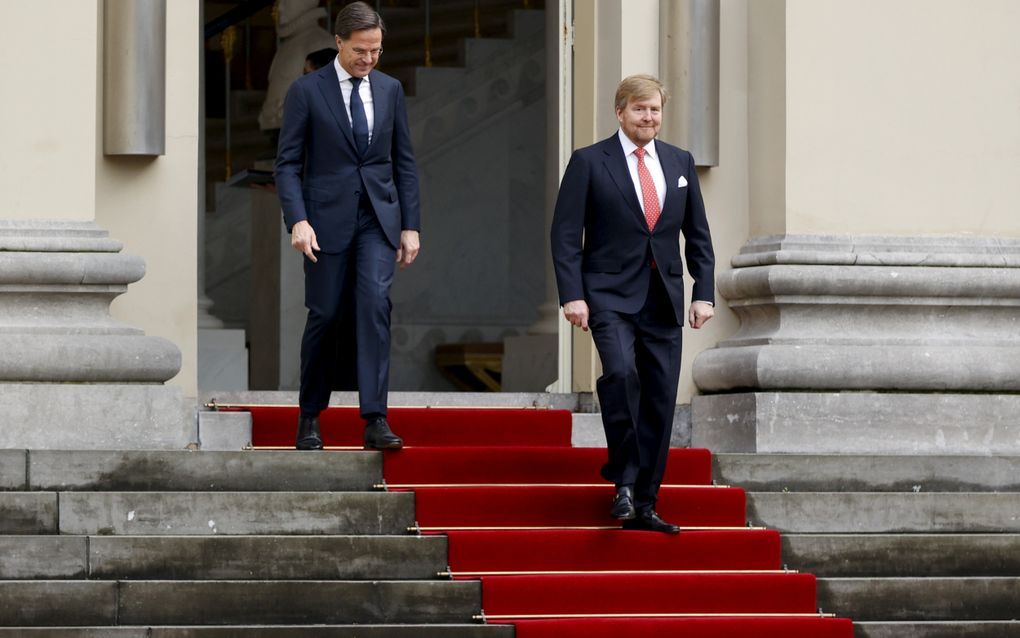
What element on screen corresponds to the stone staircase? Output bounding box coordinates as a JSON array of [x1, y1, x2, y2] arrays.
[[376, 0, 544, 96], [715, 454, 1020, 637], [0, 449, 508, 636], [404, 8, 544, 165]]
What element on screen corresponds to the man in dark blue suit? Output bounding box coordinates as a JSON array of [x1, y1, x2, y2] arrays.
[[275, 1, 419, 450], [551, 75, 715, 533]]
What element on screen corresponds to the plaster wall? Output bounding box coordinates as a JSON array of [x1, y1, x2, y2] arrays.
[[0, 2, 98, 220], [784, 0, 1020, 236]]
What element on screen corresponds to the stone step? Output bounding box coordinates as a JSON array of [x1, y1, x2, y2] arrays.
[[202, 390, 587, 411], [0, 581, 114, 626], [747, 492, 1020, 533], [0, 537, 85, 579], [0, 580, 480, 626], [0, 535, 445, 581], [783, 534, 1020, 577], [0, 493, 55, 534], [0, 627, 512, 638], [15, 450, 380, 492], [853, 621, 1020, 637], [0, 450, 24, 489], [818, 577, 1020, 621], [716, 454, 1020, 493], [57, 492, 413, 535]]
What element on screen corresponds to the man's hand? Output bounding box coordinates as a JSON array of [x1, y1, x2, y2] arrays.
[[291, 220, 320, 263], [396, 230, 420, 270], [562, 299, 590, 332], [688, 301, 714, 329]]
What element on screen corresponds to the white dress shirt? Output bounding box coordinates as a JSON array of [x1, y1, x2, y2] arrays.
[[617, 129, 665, 214], [334, 58, 375, 143]]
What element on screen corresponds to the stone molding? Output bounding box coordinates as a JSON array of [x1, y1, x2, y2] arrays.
[[693, 392, 1020, 455], [693, 234, 1020, 393]]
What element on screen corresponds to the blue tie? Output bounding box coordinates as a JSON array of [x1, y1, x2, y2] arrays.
[[349, 76, 369, 156]]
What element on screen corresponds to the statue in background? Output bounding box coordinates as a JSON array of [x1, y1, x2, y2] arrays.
[[259, 0, 336, 132]]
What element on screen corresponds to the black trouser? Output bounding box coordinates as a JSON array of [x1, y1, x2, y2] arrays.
[[589, 271, 682, 512], [299, 205, 395, 418]]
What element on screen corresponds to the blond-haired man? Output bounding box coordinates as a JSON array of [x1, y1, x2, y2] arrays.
[[551, 75, 715, 533]]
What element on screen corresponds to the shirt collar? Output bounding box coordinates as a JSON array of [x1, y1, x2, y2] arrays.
[[334, 58, 370, 86], [617, 129, 657, 161]]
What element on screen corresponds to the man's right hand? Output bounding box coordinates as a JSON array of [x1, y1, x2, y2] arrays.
[[562, 299, 590, 332], [291, 220, 320, 263]]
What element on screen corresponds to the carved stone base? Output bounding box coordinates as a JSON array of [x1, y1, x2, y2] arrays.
[[692, 234, 1020, 455], [694, 234, 1020, 393], [0, 220, 187, 448]]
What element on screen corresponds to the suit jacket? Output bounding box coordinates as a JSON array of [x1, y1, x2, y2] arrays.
[[275, 65, 420, 253], [550, 134, 715, 324]]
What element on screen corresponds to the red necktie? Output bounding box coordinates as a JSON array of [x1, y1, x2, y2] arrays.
[[634, 147, 661, 231]]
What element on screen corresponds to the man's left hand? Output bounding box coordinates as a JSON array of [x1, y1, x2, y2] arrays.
[[688, 301, 714, 329], [396, 230, 420, 270]]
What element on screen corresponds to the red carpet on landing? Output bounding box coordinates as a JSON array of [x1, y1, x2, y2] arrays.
[[244, 405, 854, 636]]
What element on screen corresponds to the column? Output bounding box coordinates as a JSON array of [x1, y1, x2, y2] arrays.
[[692, 0, 1020, 455]]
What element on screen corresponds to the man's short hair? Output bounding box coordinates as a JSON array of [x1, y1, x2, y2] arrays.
[[614, 74, 669, 112], [334, 1, 386, 39], [305, 48, 338, 71]]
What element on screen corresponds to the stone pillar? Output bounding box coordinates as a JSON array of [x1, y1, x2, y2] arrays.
[[0, 221, 190, 450], [692, 2, 1020, 455], [0, 1, 199, 448]]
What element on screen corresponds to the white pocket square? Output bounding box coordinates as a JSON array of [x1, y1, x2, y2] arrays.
[[677, 176, 688, 188]]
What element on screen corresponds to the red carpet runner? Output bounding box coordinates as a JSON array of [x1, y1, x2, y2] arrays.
[[240, 405, 854, 636]]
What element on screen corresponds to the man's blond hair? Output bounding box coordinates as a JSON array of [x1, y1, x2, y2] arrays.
[[614, 74, 669, 113]]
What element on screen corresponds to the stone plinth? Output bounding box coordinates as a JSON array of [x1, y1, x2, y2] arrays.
[[0, 221, 187, 449], [693, 235, 1020, 454], [693, 392, 1020, 455]]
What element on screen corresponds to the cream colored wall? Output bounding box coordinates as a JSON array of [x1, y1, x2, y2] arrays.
[[96, 1, 200, 397], [785, 0, 1020, 236], [0, 2, 98, 220], [747, 0, 786, 237]]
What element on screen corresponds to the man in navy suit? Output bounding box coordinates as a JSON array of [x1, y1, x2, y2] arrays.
[[551, 75, 715, 533], [275, 1, 419, 451]]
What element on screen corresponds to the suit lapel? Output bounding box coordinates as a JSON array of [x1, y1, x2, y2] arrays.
[[656, 140, 683, 228], [601, 137, 646, 229], [316, 66, 357, 150]]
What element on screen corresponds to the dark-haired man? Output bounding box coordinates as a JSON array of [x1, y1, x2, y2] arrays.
[[276, 1, 420, 450]]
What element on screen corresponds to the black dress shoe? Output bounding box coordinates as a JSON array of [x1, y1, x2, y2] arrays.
[[622, 510, 680, 534], [364, 417, 404, 450], [610, 485, 636, 520], [296, 415, 324, 450]]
